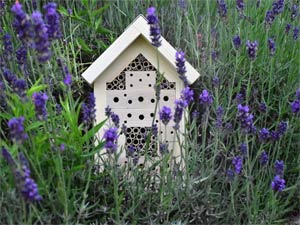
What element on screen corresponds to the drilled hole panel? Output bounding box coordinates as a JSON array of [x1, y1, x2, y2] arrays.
[[125, 127, 157, 157], [106, 54, 175, 90]]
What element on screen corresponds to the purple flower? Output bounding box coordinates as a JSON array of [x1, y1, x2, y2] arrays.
[[296, 88, 300, 100], [0, 81, 6, 108], [11, 2, 34, 46], [151, 123, 158, 137], [103, 127, 118, 153], [237, 104, 255, 134], [1, 147, 15, 166], [285, 24, 291, 34], [268, 38, 276, 56], [147, 7, 161, 47], [236, 0, 244, 11], [180, 86, 194, 105], [272, 0, 285, 15], [3, 33, 13, 56], [291, 100, 300, 114], [31, 11, 51, 63], [159, 106, 172, 125], [270, 130, 280, 141], [199, 89, 213, 106], [216, 106, 224, 128], [217, 0, 227, 18], [16, 46, 28, 66], [82, 92, 96, 125], [8, 117, 28, 144], [232, 35, 241, 49], [173, 99, 185, 130], [226, 168, 235, 181], [277, 121, 287, 136], [293, 27, 299, 40], [32, 92, 48, 120], [274, 160, 284, 176], [105, 105, 112, 117], [111, 112, 120, 128], [246, 40, 258, 60], [259, 128, 270, 141], [212, 76, 220, 87], [271, 175, 286, 192], [13, 79, 27, 100], [291, 4, 298, 21], [235, 93, 244, 104], [63, 73, 72, 86], [43, 2, 62, 40], [265, 10, 275, 25], [232, 156, 243, 174], [259, 151, 269, 165], [175, 51, 188, 86], [239, 143, 247, 156], [259, 102, 267, 113], [159, 142, 169, 155]]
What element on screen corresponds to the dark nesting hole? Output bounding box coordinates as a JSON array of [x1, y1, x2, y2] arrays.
[[151, 144, 156, 149], [141, 139, 145, 144], [139, 115, 145, 120], [130, 73, 133, 77], [163, 96, 169, 101], [140, 128, 146, 133], [133, 139, 139, 145], [130, 84, 133, 87], [147, 73, 150, 77], [139, 78, 142, 82], [127, 113, 132, 118], [170, 84, 175, 89], [156, 120, 158, 123], [138, 96, 144, 102], [148, 84, 152, 87], [126, 128, 132, 133], [137, 65, 142, 70], [170, 131, 174, 134], [151, 99, 155, 103], [124, 94, 127, 97], [137, 134, 142, 139], [130, 134, 135, 138], [127, 139, 132, 143], [128, 100, 132, 104], [133, 128, 139, 133], [113, 97, 119, 103], [150, 113, 154, 117], [124, 120, 127, 124]]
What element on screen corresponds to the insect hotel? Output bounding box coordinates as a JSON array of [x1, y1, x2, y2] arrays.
[[82, 15, 200, 165]]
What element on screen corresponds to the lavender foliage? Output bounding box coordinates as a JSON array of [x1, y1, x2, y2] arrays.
[[274, 160, 284, 176]]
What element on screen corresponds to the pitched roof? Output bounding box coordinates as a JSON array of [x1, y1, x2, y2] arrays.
[[81, 14, 200, 85]]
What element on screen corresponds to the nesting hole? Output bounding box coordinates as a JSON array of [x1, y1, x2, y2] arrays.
[[163, 96, 169, 102], [139, 115, 145, 120], [113, 97, 119, 103], [138, 96, 144, 102]]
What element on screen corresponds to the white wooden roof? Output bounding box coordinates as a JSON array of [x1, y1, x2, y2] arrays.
[[82, 14, 200, 85]]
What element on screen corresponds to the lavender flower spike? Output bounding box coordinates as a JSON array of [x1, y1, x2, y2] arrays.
[[232, 156, 243, 174], [176, 51, 188, 86], [43, 2, 62, 40], [103, 127, 118, 154], [31, 11, 51, 63], [246, 40, 258, 60], [8, 117, 28, 144], [268, 38, 276, 56], [159, 106, 172, 125], [232, 35, 241, 49], [32, 92, 48, 121], [217, 0, 227, 18], [147, 7, 161, 47], [271, 175, 286, 192], [199, 89, 213, 106]]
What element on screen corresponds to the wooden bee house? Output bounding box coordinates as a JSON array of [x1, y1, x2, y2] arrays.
[[82, 15, 200, 165]]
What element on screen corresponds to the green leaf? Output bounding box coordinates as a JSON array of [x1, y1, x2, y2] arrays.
[[76, 38, 93, 53], [81, 142, 104, 158], [96, 26, 112, 35], [82, 119, 107, 144]]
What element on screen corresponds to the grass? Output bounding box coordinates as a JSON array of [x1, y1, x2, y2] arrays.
[[0, 0, 300, 224]]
